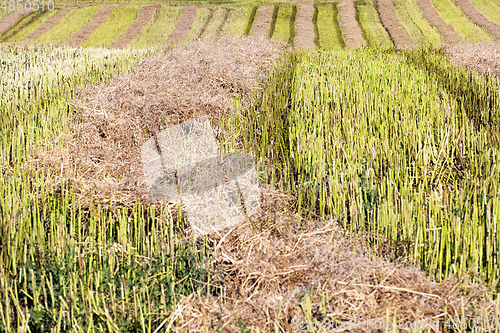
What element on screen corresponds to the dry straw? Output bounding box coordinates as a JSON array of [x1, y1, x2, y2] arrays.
[[43, 37, 289, 205]]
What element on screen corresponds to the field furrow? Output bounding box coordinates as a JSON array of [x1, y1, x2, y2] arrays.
[[216, 8, 230, 36], [167, 5, 197, 44], [0, 9, 32, 35], [221, 6, 254, 37], [108, 4, 157, 49], [374, 0, 415, 48], [201, 7, 226, 39], [338, 0, 366, 48], [416, 0, 463, 43], [271, 4, 294, 43], [294, 3, 316, 50], [316, 3, 345, 50], [392, 0, 443, 46], [24, 7, 74, 41], [65, 6, 114, 46], [184, 7, 211, 42], [455, 0, 500, 40], [81, 5, 139, 47], [469, 0, 500, 27], [431, 0, 495, 42], [250, 5, 273, 38], [354, 0, 393, 47]]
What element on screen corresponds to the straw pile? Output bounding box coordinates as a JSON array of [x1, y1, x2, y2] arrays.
[[51, 37, 289, 204], [444, 43, 500, 77], [172, 187, 498, 332]]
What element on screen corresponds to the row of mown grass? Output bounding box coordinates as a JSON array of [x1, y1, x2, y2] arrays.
[[0, 45, 212, 331], [227, 48, 500, 286]]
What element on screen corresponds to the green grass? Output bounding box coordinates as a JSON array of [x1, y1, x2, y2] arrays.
[[1, 9, 44, 41], [316, 3, 344, 50], [185, 7, 211, 41], [128, 5, 182, 48], [0, 8, 13, 19], [392, 0, 443, 46], [81, 5, 140, 48], [36, 5, 101, 45], [229, 48, 500, 285], [354, 0, 392, 47], [6, 8, 59, 42], [201, 7, 227, 38], [271, 4, 293, 43], [221, 6, 254, 37], [431, 0, 496, 43], [469, 0, 500, 27]]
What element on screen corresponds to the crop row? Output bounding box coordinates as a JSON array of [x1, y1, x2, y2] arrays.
[[1, 0, 500, 49]]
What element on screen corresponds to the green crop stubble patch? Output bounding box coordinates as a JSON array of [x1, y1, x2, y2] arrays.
[[316, 3, 344, 50], [469, 0, 500, 27], [81, 5, 140, 48], [185, 7, 211, 41], [230, 49, 500, 285], [0, 45, 212, 331], [1, 9, 56, 42], [392, 0, 443, 46], [36, 5, 101, 44], [431, 0, 496, 43], [128, 5, 182, 48], [271, 4, 293, 43], [221, 6, 254, 37], [354, 0, 392, 47], [201, 7, 227, 38]]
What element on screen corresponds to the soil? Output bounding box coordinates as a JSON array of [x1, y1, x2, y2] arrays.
[[198, 8, 214, 37], [24, 7, 75, 41], [108, 4, 158, 49], [455, 0, 500, 41], [294, 3, 316, 50], [0, 9, 33, 35], [65, 6, 115, 46], [216, 8, 230, 36], [250, 5, 273, 38], [167, 5, 197, 44], [338, 0, 367, 48], [373, 0, 415, 49], [416, 0, 463, 44]]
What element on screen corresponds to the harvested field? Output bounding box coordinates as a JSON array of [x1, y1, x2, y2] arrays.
[[184, 7, 211, 42], [338, 0, 366, 48], [444, 43, 500, 76], [24, 7, 74, 41], [354, 0, 393, 47], [250, 5, 273, 38], [66, 5, 114, 46], [0, 9, 32, 35], [294, 3, 316, 50], [417, 0, 463, 43], [374, 0, 415, 48], [200, 7, 227, 39], [56, 37, 289, 202], [167, 5, 197, 44], [108, 4, 158, 49], [455, 0, 500, 40], [174, 197, 498, 331], [221, 6, 254, 37]]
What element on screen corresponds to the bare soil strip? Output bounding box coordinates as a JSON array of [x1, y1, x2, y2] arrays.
[[416, 0, 463, 43], [216, 8, 230, 36], [250, 5, 274, 38], [455, 0, 500, 40], [108, 4, 158, 49], [24, 7, 74, 41], [0, 9, 33, 35], [167, 5, 197, 44], [338, 0, 367, 48], [66, 6, 115, 46], [373, 0, 415, 49], [294, 3, 316, 49]]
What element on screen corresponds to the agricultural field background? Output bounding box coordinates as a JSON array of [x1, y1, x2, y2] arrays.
[[2, 0, 500, 331]]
